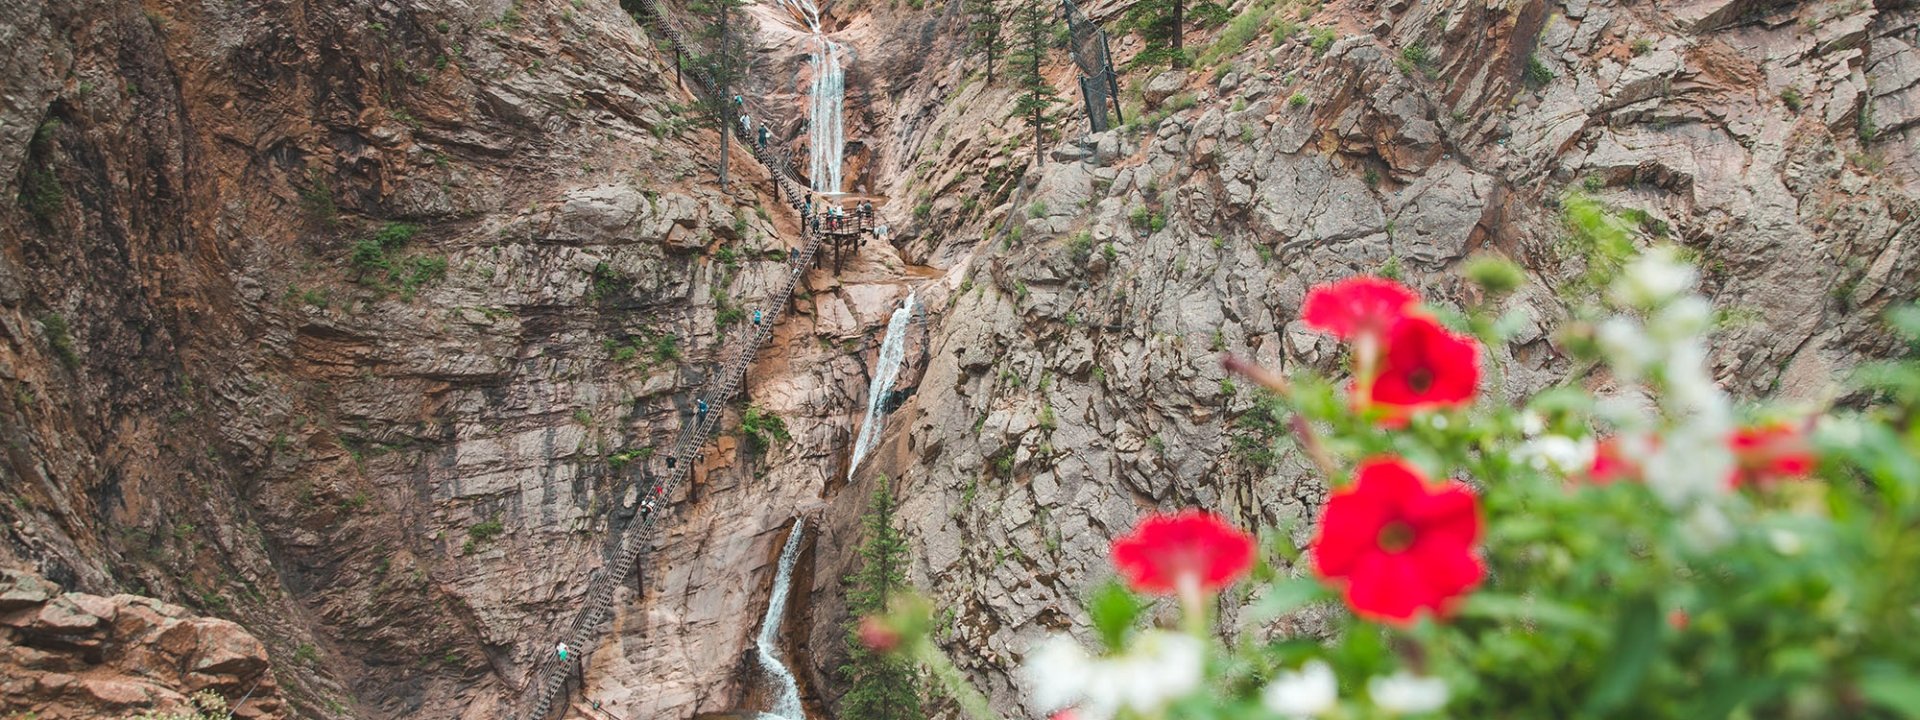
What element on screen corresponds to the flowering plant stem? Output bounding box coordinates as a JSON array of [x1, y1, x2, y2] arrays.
[[910, 640, 999, 720]]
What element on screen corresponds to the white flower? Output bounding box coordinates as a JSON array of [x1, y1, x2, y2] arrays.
[[1678, 502, 1736, 551], [1769, 528, 1805, 556], [1648, 296, 1713, 343], [1368, 671, 1449, 715], [1021, 631, 1205, 720], [1262, 660, 1337, 718], [1023, 635, 1093, 713], [1519, 410, 1546, 437], [1116, 631, 1205, 714], [1610, 245, 1697, 310], [1515, 435, 1596, 474], [1596, 317, 1656, 381], [1428, 414, 1449, 430]]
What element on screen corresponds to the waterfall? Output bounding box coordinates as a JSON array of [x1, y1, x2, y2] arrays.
[[754, 521, 808, 720], [849, 293, 916, 478], [781, 0, 845, 193]]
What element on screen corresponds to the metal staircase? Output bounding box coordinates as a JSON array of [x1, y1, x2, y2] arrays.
[[517, 4, 837, 717]]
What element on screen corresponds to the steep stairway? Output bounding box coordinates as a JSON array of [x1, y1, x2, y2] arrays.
[[518, 3, 840, 717]]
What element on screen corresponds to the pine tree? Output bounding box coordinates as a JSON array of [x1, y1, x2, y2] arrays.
[[966, 0, 1006, 82], [688, 0, 755, 187], [1119, 0, 1225, 68], [1009, 0, 1058, 161], [838, 478, 923, 720]]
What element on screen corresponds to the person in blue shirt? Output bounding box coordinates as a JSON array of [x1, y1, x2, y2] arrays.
[[753, 309, 763, 327]]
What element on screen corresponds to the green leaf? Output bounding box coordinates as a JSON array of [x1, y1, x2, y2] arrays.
[[1246, 577, 1325, 624], [1455, 593, 1593, 630], [1860, 667, 1920, 717], [1582, 596, 1663, 715], [1087, 581, 1146, 652]]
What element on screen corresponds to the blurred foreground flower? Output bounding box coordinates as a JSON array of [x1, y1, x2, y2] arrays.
[[1367, 671, 1449, 715], [1111, 510, 1254, 624], [1022, 631, 1205, 720], [1312, 458, 1483, 624], [1728, 421, 1814, 487], [1262, 659, 1338, 718]]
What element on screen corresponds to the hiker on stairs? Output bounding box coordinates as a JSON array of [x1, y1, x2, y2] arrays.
[[556, 642, 571, 663]]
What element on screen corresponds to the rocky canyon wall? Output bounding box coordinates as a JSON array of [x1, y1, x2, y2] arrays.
[[2, 0, 1917, 718]]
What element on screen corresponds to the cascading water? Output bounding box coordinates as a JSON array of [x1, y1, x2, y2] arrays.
[[754, 521, 808, 720], [848, 293, 916, 477], [780, 0, 845, 193]]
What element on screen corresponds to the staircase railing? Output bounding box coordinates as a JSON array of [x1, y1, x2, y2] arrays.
[[522, 226, 827, 720], [518, 7, 834, 713]]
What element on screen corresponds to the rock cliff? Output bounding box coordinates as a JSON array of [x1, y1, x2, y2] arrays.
[[1, 0, 1915, 718], [1, 567, 285, 719]]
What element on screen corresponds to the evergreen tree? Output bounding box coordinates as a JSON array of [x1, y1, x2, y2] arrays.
[[1120, 0, 1226, 68], [838, 478, 923, 720], [966, 0, 1006, 82], [1009, 0, 1058, 161], [688, 0, 756, 187]]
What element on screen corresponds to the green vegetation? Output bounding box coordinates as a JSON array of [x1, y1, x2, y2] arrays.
[[606, 446, 655, 470], [1556, 193, 1642, 300], [1289, 91, 1309, 108], [741, 405, 792, 453], [1859, 102, 1878, 142], [1523, 55, 1554, 89], [129, 690, 231, 720], [1122, 0, 1229, 69], [21, 120, 64, 224], [839, 478, 925, 720], [1397, 43, 1434, 76], [462, 516, 505, 554], [1779, 86, 1803, 112], [346, 222, 446, 298], [966, 0, 1006, 82], [587, 261, 631, 301], [1068, 231, 1095, 265], [1009, 0, 1060, 158], [1307, 26, 1335, 55], [1630, 37, 1652, 56], [1198, 0, 1277, 67], [39, 314, 77, 368]]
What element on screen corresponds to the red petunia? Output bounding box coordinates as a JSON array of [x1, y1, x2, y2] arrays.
[[1301, 276, 1419, 341], [1311, 458, 1484, 624], [1727, 422, 1814, 488], [1111, 510, 1256, 596], [1363, 315, 1481, 423], [1587, 436, 1644, 485]]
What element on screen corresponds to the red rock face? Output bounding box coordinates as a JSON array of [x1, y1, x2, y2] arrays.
[[0, 568, 285, 719]]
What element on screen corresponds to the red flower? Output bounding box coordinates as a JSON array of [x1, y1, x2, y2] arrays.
[[857, 615, 900, 653], [1311, 458, 1484, 624], [1587, 436, 1643, 485], [1727, 422, 1814, 487], [1301, 276, 1419, 340], [1111, 510, 1256, 596], [1363, 316, 1481, 423]]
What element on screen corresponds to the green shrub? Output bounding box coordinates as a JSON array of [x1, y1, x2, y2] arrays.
[[741, 405, 792, 452], [40, 314, 77, 367], [1523, 55, 1554, 89], [1779, 86, 1803, 112], [1308, 27, 1336, 55], [1289, 91, 1309, 108], [467, 517, 505, 543]]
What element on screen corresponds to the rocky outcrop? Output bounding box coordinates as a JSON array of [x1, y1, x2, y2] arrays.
[[0, 567, 285, 719]]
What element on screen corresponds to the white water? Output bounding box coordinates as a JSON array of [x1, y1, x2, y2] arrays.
[[754, 521, 807, 720], [780, 0, 845, 193], [848, 293, 916, 478]]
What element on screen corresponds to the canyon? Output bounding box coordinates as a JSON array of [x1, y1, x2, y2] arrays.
[[2, 0, 1917, 717]]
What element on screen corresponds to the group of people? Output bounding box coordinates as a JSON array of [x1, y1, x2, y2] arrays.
[[804, 198, 875, 235]]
